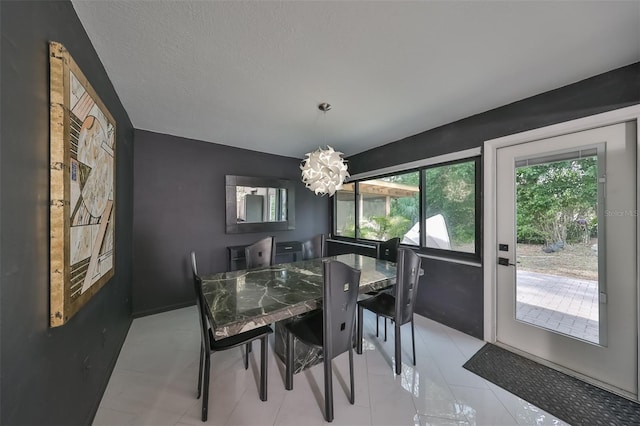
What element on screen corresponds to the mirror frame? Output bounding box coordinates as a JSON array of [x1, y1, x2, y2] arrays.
[[225, 175, 296, 234]]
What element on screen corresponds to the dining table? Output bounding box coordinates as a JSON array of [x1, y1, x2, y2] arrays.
[[200, 253, 398, 372]]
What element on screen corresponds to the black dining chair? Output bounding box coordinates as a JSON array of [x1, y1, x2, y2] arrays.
[[377, 237, 400, 262], [190, 252, 273, 422], [284, 259, 361, 422], [356, 248, 422, 375], [368, 237, 401, 340], [245, 236, 275, 269], [301, 234, 326, 260]]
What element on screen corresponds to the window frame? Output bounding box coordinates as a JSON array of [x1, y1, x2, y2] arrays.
[[331, 155, 482, 262], [420, 156, 481, 261]]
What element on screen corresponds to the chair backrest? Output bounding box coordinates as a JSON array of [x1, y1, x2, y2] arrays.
[[245, 236, 275, 269], [394, 249, 422, 326], [301, 234, 325, 260], [190, 252, 211, 352], [377, 237, 400, 262], [322, 259, 361, 361]]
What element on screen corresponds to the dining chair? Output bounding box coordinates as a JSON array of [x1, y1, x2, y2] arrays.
[[245, 236, 275, 269], [369, 237, 401, 340], [192, 250, 257, 364], [356, 248, 422, 375], [190, 252, 273, 422], [301, 234, 326, 260], [284, 259, 361, 422], [377, 237, 400, 262]]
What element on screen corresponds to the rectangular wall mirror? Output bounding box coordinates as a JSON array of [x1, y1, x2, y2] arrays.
[[225, 175, 296, 233]]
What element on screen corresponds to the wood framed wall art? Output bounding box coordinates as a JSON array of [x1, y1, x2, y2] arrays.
[[50, 41, 116, 327]]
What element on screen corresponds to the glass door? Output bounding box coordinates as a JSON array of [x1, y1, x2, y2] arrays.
[[514, 148, 603, 344], [495, 122, 637, 398]]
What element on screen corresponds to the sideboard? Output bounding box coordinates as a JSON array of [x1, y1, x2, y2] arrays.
[[227, 240, 303, 271]]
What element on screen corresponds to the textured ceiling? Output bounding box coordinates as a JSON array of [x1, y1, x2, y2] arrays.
[[71, 1, 640, 158]]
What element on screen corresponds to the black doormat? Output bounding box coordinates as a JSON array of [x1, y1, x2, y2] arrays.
[[463, 343, 640, 426]]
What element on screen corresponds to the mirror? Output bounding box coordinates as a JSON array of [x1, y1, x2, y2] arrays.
[[226, 175, 295, 233], [236, 186, 287, 223]]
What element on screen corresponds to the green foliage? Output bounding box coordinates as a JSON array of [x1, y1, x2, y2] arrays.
[[390, 196, 419, 224], [383, 172, 420, 224], [516, 158, 597, 245], [336, 165, 480, 248], [425, 161, 476, 245], [339, 222, 356, 238], [383, 172, 420, 186], [360, 215, 412, 241], [358, 171, 419, 241], [516, 224, 547, 244]]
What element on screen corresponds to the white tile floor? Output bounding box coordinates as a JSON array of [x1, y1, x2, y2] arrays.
[[93, 307, 568, 426]]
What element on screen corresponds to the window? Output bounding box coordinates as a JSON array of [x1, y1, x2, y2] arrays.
[[334, 183, 356, 237], [358, 172, 419, 242], [332, 156, 480, 259], [424, 159, 478, 254]]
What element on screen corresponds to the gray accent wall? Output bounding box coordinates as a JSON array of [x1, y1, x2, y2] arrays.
[[349, 63, 640, 175], [1, 1, 134, 424], [347, 63, 640, 338], [132, 130, 330, 316], [1, 0, 638, 421]]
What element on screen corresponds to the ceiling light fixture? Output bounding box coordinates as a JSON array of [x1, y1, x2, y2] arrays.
[[300, 103, 349, 197]]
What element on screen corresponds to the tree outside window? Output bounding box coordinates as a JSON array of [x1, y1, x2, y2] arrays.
[[424, 161, 476, 253], [333, 156, 480, 259], [358, 172, 419, 242]]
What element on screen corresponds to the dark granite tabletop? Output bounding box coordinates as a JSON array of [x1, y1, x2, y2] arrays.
[[201, 254, 397, 340]]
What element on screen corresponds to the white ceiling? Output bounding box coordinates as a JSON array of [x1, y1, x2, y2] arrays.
[[71, 1, 640, 159]]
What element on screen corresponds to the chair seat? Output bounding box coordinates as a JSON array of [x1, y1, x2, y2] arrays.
[[284, 310, 323, 348], [209, 325, 273, 351], [364, 284, 394, 296], [357, 292, 395, 320]]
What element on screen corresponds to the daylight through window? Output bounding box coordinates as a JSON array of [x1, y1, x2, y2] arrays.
[[333, 157, 480, 259]]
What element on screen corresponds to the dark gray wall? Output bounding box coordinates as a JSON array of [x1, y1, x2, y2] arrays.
[[132, 130, 330, 316], [348, 63, 640, 338], [349, 63, 640, 174], [1, 1, 134, 424]]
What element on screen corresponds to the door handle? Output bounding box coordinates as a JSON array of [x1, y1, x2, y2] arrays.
[[498, 257, 516, 266]]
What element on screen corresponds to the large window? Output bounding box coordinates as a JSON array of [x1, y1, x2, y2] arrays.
[[333, 156, 480, 259], [358, 172, 419, 242], [424, 160, 478, 254], [335, 183, 356, 237]]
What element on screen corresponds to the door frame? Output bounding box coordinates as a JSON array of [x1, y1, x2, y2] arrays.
[[483, 105, 640, 397]]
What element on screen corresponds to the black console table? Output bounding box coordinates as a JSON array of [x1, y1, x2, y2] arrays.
[[227, 240, 303, 271]]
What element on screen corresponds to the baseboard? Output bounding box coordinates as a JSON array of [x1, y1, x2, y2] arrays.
[[132, 300, 195, 318]]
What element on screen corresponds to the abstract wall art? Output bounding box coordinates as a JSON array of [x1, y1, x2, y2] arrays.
[[50, 41, 116, 327]]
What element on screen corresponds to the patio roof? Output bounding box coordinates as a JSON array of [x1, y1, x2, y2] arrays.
[[340, 180, 419, 198]]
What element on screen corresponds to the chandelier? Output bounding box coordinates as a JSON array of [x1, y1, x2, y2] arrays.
[[300, 103, 349, 196]]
